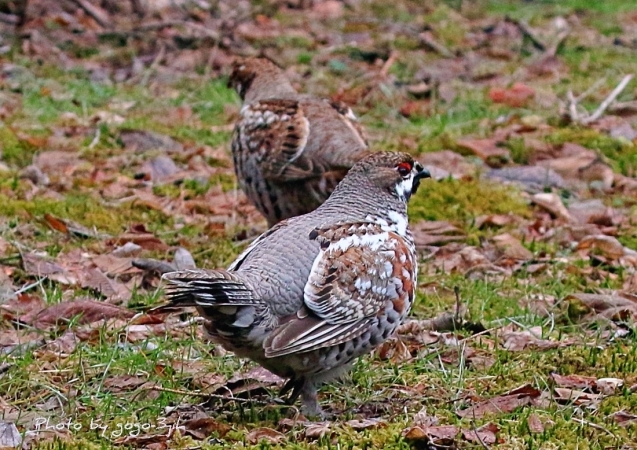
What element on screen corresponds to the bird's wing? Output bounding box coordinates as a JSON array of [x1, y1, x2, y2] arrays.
[[264, 221, 416, 357], [234, 98, 321, 182]]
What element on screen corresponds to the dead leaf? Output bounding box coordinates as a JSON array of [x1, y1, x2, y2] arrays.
[[403, 424, 459, 445], [246, 427, 285, 445], [489, 82, 535, 107], [31, 300, 134, 328], [462, 422, 499, 445], [182, 417, 230, 440], [345, 418, 387, 430], [412, 220, 465, 248], [456, 138, 510, 166], [119, 129, 182, 153], [596, 378, 624, 395], [0, 421, 22, 448], [550, 373, 596, 390], [0, 293, 46, 323], [611, 410, 637, 427], [527, 413, 544, 433], [532, 193, 573, 222], [103, 375, 147, 392], [418, 150, 479, 178], [457, 384, 541, 418], [492, 233, 534, 261], [565, 293, 637, 321], [577, 235, 626, 260], [304, 421, 332, 439], [553, 387, 601, 405]]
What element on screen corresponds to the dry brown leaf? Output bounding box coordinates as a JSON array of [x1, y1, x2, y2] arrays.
[[457, 384, 541, 418], [577, 235, 627, 260], [462, 422, 499, 445], [246, 427, 285, 445], [611, 411, 637, 427], [182, 417, 231, 440], [418, 150, 478, 179], [553, 387, 601, 405], [550, 373, 597, 390], [492, 233, 534, 261], [345, 418, 386, 430], [566, 293, 637, 321], [0, 293, 46, 323], [304, 421, 332, 439], [31, 300, 134, 328], [103, 375, 147, 392], [456, 138, 510, 166], [489, 82, 535, 107], [403, 424, 459, 445], [527, 413, 544, 433], [532, 193, 573, 222]]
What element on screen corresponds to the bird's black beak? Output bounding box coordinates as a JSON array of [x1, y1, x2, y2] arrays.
[[411, 162, 431, 195]]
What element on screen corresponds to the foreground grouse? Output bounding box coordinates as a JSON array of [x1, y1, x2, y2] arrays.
[[162, 152, 430, 417], [228, 57, 370, 226]]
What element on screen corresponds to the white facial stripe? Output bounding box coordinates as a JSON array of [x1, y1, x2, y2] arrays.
[[395, 172, 415, 202]]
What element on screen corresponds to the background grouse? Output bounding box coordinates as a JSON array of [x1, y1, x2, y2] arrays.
[[229, 57, 370, 226]]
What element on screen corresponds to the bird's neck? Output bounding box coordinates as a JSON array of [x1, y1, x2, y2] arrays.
[[244, 75, 297, 103], [318, 183, 410, 236]]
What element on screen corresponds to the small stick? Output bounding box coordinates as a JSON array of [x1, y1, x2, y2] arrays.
[[453, 286, 461, 323], [70, 0, 112, 28], [380, 51, 398, 78], [582, 74, 634, 124], [506, 17, 545, 51], [571, 417, 617, 439], [575, 78, 606, 103], [470, 421, 490, 450], [419, 31, 454, 58]]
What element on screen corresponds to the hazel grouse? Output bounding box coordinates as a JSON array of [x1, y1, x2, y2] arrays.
[[228, 57, 370, 226], [160, 152, 430, 417]]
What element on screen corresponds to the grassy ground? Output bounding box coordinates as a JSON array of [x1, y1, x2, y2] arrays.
[[2, 0, 637, 448]]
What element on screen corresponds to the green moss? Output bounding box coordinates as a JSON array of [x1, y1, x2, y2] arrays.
[[0, 125, 36, 168], [409, 178, 529, 224], [545, 128, 637, 176], [0, 193, 171, 235]]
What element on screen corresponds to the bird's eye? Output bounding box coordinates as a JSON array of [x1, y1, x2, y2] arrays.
[[397, 162, 412, 177]]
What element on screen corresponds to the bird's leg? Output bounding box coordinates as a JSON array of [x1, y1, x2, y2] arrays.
[[300, 380, 325, 419], [283, 378, 305, 405], [278, 377, 299, 399]]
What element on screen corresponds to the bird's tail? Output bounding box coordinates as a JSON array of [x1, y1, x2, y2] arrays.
[[152, 269, 266, 340]]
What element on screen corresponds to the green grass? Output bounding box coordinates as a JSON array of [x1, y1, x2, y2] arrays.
[[3, 0, 637, 449]]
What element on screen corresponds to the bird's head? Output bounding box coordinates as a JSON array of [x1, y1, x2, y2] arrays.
[[349, 152, 431, 203], [228, 57, 291, 101]]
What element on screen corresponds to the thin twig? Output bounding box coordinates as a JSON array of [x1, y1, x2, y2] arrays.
[[453, 286, 461, 323], [380, 51, 398, 78], [150, 385, 275, 405], [545, 29, 570, 57], [572, 417, 617, 438], [505, 17, 545, 51], [575, 78, 606, 102], [140, 43, 166, 86], [70, 0, 112, 28], [470, 421, 490, 450], [419, 31, 454, 58], [582, 74, 634, 124]]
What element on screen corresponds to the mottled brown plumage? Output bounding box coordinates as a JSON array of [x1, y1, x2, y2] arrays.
[[229, 57, 370, 226], [159, 152, 430, 417]]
